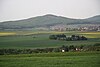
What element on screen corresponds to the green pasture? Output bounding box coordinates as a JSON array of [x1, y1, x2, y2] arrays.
[[0, 52, 100, 67], [0, 31, 100, 67], [0, 31, 100, 49]]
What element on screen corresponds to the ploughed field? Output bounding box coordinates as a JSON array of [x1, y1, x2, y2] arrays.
[[0, 31, 100, 49]]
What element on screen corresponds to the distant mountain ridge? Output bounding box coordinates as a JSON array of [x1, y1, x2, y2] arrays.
[[84, 15, 100, 24], [0, 14, 100, 29]]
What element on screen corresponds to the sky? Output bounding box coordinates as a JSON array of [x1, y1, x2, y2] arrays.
[[0, 0, 100, 22]]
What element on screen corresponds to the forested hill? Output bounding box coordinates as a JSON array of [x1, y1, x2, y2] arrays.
[[0, 14, 100, 29]]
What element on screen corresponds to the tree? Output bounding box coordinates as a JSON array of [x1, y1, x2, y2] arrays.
[[71, 35, 75, 38], [81, 36, 87, 40], [52, 48, 60, 52], [49, 35, 57, 40], [75, 35, 80, 40], [93, 43, 100, 46], [69, 45, 76, 51], [66, 37, 72, 41], [60, 45, 69, 52]]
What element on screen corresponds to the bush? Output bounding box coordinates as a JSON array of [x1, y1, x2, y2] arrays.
[[49, 34, 87, 41], [93, 43, 100, 46]]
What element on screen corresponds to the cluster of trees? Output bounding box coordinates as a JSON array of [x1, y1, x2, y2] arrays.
[[49, 34, 66, 40], [49, 34, 87, 41], [0, 43, 100, 55]]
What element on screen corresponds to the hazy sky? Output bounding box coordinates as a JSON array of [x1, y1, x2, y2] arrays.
[[0, 0, 100, 22]]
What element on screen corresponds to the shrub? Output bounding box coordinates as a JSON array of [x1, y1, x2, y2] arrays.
[[93, 43, 100, 46]]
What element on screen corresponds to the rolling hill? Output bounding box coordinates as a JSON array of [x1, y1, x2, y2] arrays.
[[0, 14, 100, 29]]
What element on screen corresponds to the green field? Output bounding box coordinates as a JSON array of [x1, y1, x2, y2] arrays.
[[0, 31, 100, 49], [0, 31, 100, 67], [0, 52, 100, 67]]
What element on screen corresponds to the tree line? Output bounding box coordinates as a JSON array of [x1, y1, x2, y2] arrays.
[[0, 43, 100, 55], [49, 34, 87, 41]]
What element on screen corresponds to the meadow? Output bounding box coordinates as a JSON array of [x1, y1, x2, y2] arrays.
[[0, 31, 100, 49], [0, 31, 100, 67], [0, 52, 100, 67]]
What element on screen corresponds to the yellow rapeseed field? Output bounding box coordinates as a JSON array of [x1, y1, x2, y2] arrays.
[[0, 32, 16, 36], [78, 32, 100, 34], [77, 32, 100, 38]]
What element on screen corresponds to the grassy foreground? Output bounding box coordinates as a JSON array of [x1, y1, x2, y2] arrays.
[[0, 52, 100, 67]]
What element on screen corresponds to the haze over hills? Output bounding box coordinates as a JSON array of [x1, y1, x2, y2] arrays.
[[84, 15, 100, 24], [0, 14, 100, 29]]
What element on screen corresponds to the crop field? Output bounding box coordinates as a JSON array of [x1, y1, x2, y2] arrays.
[[0, 52, 100, 67], [0, 31, 100, 49], [0, 31, 100, 67], [0, 32, 16, 36]]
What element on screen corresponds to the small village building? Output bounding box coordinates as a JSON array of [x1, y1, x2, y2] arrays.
[[62, 49, 65, 52]]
